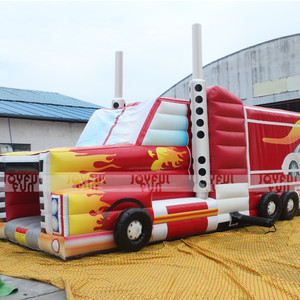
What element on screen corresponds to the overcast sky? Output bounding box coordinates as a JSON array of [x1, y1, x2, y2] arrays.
[[0, 0, 299, 108]]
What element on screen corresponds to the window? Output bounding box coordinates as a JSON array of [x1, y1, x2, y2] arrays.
[[0, 143, 31, 154]]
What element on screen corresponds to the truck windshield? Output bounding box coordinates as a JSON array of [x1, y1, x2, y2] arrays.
[[76, 99, 156, 147]]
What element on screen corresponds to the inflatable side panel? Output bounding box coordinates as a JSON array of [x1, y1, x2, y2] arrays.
[[39, 152, 51, 234], [151, 197, 218, 242], [48, 145, 193, 241], [206, 86, 248, 200], [141, 99, 189, 146], [245, 106, 300, 211]]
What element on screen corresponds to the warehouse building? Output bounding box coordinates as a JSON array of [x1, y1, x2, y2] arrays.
[[0, 87, 101, 153], [162, 34, 300, 112]]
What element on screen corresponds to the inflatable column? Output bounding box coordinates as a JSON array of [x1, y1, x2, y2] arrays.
[[112, 51, 126, 109], [189, 24, 211, 199]]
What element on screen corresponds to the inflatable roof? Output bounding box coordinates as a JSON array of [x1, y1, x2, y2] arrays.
[[77, 97, 190, 147]]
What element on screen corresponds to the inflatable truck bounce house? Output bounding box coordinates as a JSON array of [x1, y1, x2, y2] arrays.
[[0, 25, 300, 259], [1, 85, 300, 259]]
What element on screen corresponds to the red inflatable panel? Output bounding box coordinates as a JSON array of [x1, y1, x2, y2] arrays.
[[4, 172, 40, 221], [206, 86, 248, 197], [166, 217, 208, 239]]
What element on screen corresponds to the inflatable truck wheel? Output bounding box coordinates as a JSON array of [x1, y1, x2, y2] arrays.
[[280, 191, 299, 220], [113, 208, 152, 252], [258, 192, 282, 221]]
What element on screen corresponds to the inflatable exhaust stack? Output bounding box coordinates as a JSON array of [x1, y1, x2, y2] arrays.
[[189, 23, 211, 199], [112, 51, 126, 109]]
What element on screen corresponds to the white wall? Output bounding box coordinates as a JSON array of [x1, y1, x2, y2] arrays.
[[0, 117, 86, 151], [162, 34, 300, 106]]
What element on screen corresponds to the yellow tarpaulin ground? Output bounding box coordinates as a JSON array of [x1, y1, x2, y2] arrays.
[[1, 218, 300, 300]]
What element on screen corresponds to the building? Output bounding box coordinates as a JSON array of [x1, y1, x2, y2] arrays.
[[0, 87, 101, 152], [161, 34, 300, 112]]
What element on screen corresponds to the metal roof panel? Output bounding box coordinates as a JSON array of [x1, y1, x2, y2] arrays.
[[0, 101, 98, 122], [0, 86, 101, 108], [0, 86, 102, 122]]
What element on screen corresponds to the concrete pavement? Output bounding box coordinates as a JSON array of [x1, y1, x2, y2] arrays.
[[1, 275, 66, 300]]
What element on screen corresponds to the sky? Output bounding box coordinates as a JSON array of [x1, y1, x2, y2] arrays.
[[0, 0, 300, 108]]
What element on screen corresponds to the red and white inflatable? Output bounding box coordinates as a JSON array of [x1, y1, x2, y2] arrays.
[[0, 24, 299, 259]]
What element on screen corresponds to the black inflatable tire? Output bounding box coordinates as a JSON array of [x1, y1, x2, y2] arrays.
[[258, 192, 282, 221], [113, 208, 152, 252], [280, 191, 299, 220]]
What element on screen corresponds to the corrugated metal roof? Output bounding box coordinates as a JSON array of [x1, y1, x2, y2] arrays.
[[0, 86, 100, 108], [0, 86, 102, 122]]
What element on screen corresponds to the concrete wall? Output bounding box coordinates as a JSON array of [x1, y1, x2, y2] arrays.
[[0, 117, 86, 151], [162, 34, 300, 106]]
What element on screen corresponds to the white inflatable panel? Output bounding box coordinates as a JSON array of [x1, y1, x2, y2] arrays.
[[149, 113, 188, 131], [76, 108, 122, 146], [207, 215, 218, 232], [152, 223, 168, 241], [157, 101, 188, 116], [142, 129, 188, 146], [205, 200, 218, 232], [215, 183, 249, 200], [217, 197, 249, 214], [142, 100, 189, 146], [63, 194, 70, 237], [39, 152, 51, 234], [105, 99, 155, 145], [0, 155, 40, 163]]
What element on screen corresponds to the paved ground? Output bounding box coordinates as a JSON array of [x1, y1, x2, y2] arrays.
[[1, 275, 66, 300]]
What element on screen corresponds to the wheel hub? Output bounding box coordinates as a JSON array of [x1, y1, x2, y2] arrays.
[[267, 201, 276, 216], [127, 220, 142, 240], [287, 199, 294, 212]]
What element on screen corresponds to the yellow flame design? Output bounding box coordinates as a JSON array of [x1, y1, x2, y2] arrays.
[[263, 120, 300, 145]]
